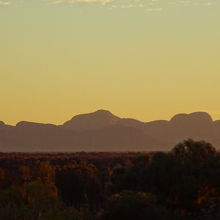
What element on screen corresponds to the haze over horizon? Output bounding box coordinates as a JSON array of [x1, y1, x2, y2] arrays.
[[1, 0, 220, 125]]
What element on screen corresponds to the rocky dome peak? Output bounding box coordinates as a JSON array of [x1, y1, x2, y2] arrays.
[[62, 109, 120, 131], [94, 109, 113, 115], [170, 112, 213, 125], [170, 113, 188, 123], [188, 112, 213, 122]]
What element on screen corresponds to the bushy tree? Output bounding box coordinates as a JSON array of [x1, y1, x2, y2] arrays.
[[101, 190, 172, 220], [55, 163, 101, 211], [32, 162, 55, 184]]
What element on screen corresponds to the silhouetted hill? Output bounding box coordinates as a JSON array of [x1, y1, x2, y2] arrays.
[[0, 110, 220, 152], [62, 110, 120, 131]]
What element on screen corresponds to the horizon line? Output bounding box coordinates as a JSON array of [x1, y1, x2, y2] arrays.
[[1, 109, 219, 126]]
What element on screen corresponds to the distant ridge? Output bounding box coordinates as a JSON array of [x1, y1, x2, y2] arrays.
[[0, 110, 220, 152], [62, 110, 120, 131]]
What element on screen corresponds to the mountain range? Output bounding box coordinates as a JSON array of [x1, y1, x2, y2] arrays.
[[1, 110, 220, 152]]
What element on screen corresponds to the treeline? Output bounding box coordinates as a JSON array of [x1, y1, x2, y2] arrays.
[[1, 139, 220, 219]]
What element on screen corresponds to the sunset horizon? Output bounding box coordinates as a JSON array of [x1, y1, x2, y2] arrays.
[[1, 108, 220, 126], [1, 1, 220, 218], [1, 0, 220, 125]]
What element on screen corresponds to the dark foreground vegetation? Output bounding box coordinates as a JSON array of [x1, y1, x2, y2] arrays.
[[1, 139, 220, 219]]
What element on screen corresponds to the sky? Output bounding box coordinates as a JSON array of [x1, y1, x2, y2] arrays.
[[0, 0, 220, 125]]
